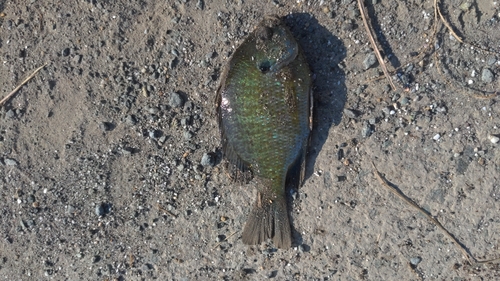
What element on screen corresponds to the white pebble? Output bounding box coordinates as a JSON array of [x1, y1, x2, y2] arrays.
[[433, 134, 441, 140], [488, 134, 500, 144]]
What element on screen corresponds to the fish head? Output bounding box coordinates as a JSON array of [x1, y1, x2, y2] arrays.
[[253, 15, 298, 73]]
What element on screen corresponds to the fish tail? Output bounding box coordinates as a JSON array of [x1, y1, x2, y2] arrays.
[[242, 192, 291, 248]]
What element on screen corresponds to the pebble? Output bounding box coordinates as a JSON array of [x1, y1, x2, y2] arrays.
[[488, 134, 499, 144], [487, 56, 497, 66], [4, 158, 18, 166], [481, 68, 494, 83], [382, 107, 391, 115], [410, 257, 422, 266], [363, 52, 377, 70], [201, 153, 215, 166], [343, 108, 358, 119], [197, 0, 204, 10], [148, 107, 160, 114], [148, 129, 160, 139], [99, 122, 113, 131], [62, 47, 71, 56], [6, 109, 16, 119], [400, 97, 409, 105], [183, 131, 193, 140], [95, 204, 105, 216], [433, 134, 441, 141], [125, 115, 137, 126], [361, 122, 372, 137], [169, 92, 184, 108]]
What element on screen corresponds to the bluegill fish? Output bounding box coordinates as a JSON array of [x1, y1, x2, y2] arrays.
[[216, 15, 312, 248]]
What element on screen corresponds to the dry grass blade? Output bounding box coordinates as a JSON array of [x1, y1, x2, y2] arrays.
[[433, 52, 498, 99], [435, 0, 463, 43], [211, 231, 238, 251], [157, 204, 178, 218], [371, 161, 500, 266], [357, 0, 396, 91], [0, 62, 48, 107]]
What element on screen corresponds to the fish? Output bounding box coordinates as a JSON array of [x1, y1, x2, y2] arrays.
[[216, 15, 312, 248]]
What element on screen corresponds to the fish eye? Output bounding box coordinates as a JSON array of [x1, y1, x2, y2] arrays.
[[258, 60, 271, 73], [256, 26, 273, 41]]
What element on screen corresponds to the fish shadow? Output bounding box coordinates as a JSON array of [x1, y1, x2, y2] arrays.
[[284, 14, 347, 183], [284, 13, 346, 246]]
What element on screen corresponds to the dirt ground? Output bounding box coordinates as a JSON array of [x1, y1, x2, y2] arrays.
[[1, 0, 499, 280]]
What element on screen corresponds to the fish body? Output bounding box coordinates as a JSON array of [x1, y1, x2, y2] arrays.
[[216, 16, 312, 248]]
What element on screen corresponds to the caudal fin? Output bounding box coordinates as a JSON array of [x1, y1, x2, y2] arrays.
[[241, 192, 291, 248]]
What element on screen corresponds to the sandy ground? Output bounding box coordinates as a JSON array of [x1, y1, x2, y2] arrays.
[[1, 0, 500, 280]]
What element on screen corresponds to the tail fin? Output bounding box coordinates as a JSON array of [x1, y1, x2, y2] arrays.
[[242, 192, 291, 248]]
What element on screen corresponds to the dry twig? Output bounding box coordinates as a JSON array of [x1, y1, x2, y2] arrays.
[[0, 63, 48, 107], [157, 204, 178, 218], [435, 0, 463, 43], [371, 161, 500, 266], [211, 231, 238, 251], [357, 0, 396, 91]]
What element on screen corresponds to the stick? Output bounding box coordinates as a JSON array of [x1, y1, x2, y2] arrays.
[[371, 161, 500, 266], [435, 0, 463, 43], [211, 231, 238, 251], [357, 0, 396, 91], [157, 204, 178, 218], [0, 63, 48, 107]]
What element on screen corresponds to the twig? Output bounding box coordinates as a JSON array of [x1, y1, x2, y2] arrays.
[[371, 161, 500, 266], [433, 52, 498, 99], [0, 63, 48, 107], [357, 0, 396, 91], [157, 204, 178, 218], [211, 231, 238, 251], [435, 0, 463, 43]]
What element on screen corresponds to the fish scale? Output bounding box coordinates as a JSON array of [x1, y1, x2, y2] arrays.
[[217, 15, 311, 248]]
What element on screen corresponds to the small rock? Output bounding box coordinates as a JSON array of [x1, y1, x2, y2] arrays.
[[487, 56, 497, 66], [410, 257, 422, 266], [201, 153, 215, 166], [62, 48, 71, 56], [4, 158, 18, 166], [400, 97, 409, 105], [183, 131, 193, 140], [148, 107, 160, 114], [361, 122, 372, 138], [363, 52, 377, 70], [148, 129, 161, 139], [481, 68, 494, 83], [99, 122, 114, 131], [6, 109, 16, 119], [459, 1, 471, 12], [216, 235, 225, 242], [125, 115, 137, 126], [197, 0, 204, 10], [488, 134, 499, 144], [95, 204, 105, 216], [169, 92, 184, 108], [343, 108, 358, 119]]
